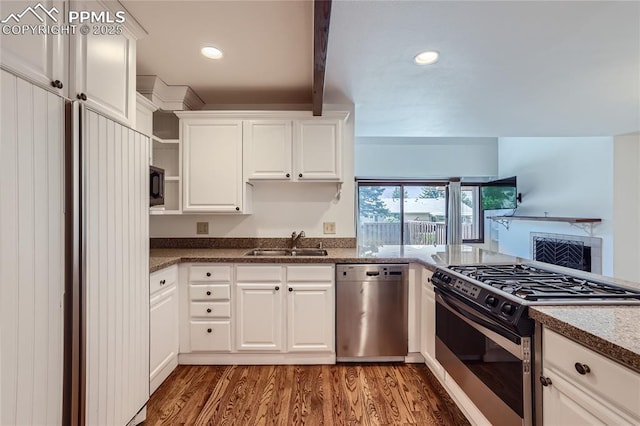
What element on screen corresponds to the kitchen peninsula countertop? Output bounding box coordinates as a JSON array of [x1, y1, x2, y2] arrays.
[[149, 244, 640, 372], [530, 306, 640, 373]]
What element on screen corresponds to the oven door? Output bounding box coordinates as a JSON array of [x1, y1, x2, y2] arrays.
[[435, 288, 532, 426]]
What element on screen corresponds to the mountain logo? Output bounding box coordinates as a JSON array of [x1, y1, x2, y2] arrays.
[[1, 3, 59, 24]]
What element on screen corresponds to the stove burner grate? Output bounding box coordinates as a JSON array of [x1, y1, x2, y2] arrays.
[[448, 264, 640, 301]]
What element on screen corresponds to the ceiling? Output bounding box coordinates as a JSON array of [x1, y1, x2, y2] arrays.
[[122, 0, 313, 104], [124, 0, 640, 138]]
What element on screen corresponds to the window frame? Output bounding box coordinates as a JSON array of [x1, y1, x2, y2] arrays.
[[356, 180, 484, 245]]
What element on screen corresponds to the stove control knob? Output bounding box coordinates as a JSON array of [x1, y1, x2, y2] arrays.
[[485, 295, 499, 307], [501, 303, 516, 316]]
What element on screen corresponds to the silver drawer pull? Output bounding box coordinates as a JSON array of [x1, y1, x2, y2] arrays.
[[574, 362, 591, 375]]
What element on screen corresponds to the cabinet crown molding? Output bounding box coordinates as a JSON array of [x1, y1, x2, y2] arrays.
[[174, 110, 350, 121], [137, 75, 205, 111]]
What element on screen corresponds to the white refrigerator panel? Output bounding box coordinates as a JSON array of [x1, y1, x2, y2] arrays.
[[82, 107, 149, 425], [0, 69, 65, 425]]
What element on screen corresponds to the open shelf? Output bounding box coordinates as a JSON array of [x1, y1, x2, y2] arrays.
[[488, 216, 601, 223], [488, 215, 601, 235]]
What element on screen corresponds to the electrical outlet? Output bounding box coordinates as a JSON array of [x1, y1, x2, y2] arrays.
[[196, 222, 209, 235], [323, 222, 336, 234]]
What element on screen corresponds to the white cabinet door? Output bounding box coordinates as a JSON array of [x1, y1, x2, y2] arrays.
[[287, 283, 334, 352], [182, 120, 245, 213], [294, 118, 342, 181], [541, 327, 640, 425], [149, 285, 178, 394], [542, 376, 610, 426], [70, 1, 136, 126], [235, 283, 283, 351], [0, 0, 66, 94], [420, 268, 444, 378], [244, 120, 292, 180]]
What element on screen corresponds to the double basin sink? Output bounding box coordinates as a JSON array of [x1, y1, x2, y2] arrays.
[[245, 248, 328, 257]]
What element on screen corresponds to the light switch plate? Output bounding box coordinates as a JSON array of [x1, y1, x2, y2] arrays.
[[323, 222, 336, 234], [196, 222, 209, 235]]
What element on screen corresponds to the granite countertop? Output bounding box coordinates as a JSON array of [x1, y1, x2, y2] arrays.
[[149, 244, 522, 273], [149, 243, 640, 372], [529, 306, 640, 373]]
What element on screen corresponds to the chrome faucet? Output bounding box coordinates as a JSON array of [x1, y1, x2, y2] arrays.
[[291, 230, 305, 249]]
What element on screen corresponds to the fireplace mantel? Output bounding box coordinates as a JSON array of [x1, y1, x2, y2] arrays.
[[489, 216, 601, 235]]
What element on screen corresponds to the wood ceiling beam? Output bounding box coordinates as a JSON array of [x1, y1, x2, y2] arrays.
[[312, 0, 332, 116]]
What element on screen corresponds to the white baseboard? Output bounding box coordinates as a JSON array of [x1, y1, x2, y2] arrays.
[[150, 354, 179, 395], [404, 352, 425, 363], [178, 352, 336, 365]]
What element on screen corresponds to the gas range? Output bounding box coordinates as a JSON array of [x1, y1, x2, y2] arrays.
[[431, 264, 640, 337]]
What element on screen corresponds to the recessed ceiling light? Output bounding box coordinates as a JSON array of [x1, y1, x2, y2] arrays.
[[201, 46, 223, 59], [414, 50, 439, 65]]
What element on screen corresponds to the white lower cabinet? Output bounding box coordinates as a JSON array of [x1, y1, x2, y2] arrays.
[[235, 264, 334, 354], [541, 328, 640, 425], [178, 263, 335, 364], [189, 321, 231, 352], [187, 264, 233, 353], [286, 266, 335, 352], [235, 281, 284, 351], [149, 265, 179, 394], [419, 267, 444, 378]]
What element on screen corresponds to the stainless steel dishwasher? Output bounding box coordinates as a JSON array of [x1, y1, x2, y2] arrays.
[[336, 264, 408, 361]]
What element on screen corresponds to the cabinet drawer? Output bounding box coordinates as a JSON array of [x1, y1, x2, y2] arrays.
[[190, 301, 231, 318], [287, 265, 334, 282], [236, 265, 283, 282], [190, 321, 231, 352], [189, 265, 232, 282], [150, 265, 178, 295], [543, 328, 640, 416], [190, 284, 230, 301]]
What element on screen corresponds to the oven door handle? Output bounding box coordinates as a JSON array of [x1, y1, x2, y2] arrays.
[[435, 288, 521, 345]]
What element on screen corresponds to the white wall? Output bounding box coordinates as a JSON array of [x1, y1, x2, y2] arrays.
[[613, 132, 640, 282], [496, 137, 614, 276], [150, 104, 355, 238], [355, 137, 498, 179]]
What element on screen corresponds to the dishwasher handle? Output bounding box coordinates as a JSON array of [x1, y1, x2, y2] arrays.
[[366, 271, 380, 276]]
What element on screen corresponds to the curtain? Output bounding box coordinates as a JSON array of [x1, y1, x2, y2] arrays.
[[447, 178, 462, 244]]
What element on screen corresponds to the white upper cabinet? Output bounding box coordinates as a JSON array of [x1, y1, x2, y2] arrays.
[[243, 120, 293, 180], [0, 0, 67, 94], [69, 0, 137, 126], [181, 119, 249, 213], [294, 118, 343, 181], [243, 112, 348, 182], [1, 0, 143, 126]]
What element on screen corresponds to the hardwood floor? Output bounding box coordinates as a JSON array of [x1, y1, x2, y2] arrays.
[[146, 364, 470, 426]]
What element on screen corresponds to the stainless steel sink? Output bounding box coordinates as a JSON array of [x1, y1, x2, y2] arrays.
[[290, 248, 328, 256], [245, 249, 291, 256], [244, 248, 328, 257]]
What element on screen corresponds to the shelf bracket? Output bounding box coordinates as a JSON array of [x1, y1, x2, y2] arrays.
[[491, 217, 511, 231], [569, 222, 597, 236]]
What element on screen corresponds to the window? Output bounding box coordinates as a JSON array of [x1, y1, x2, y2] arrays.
[[357, 181, 483, 247]]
